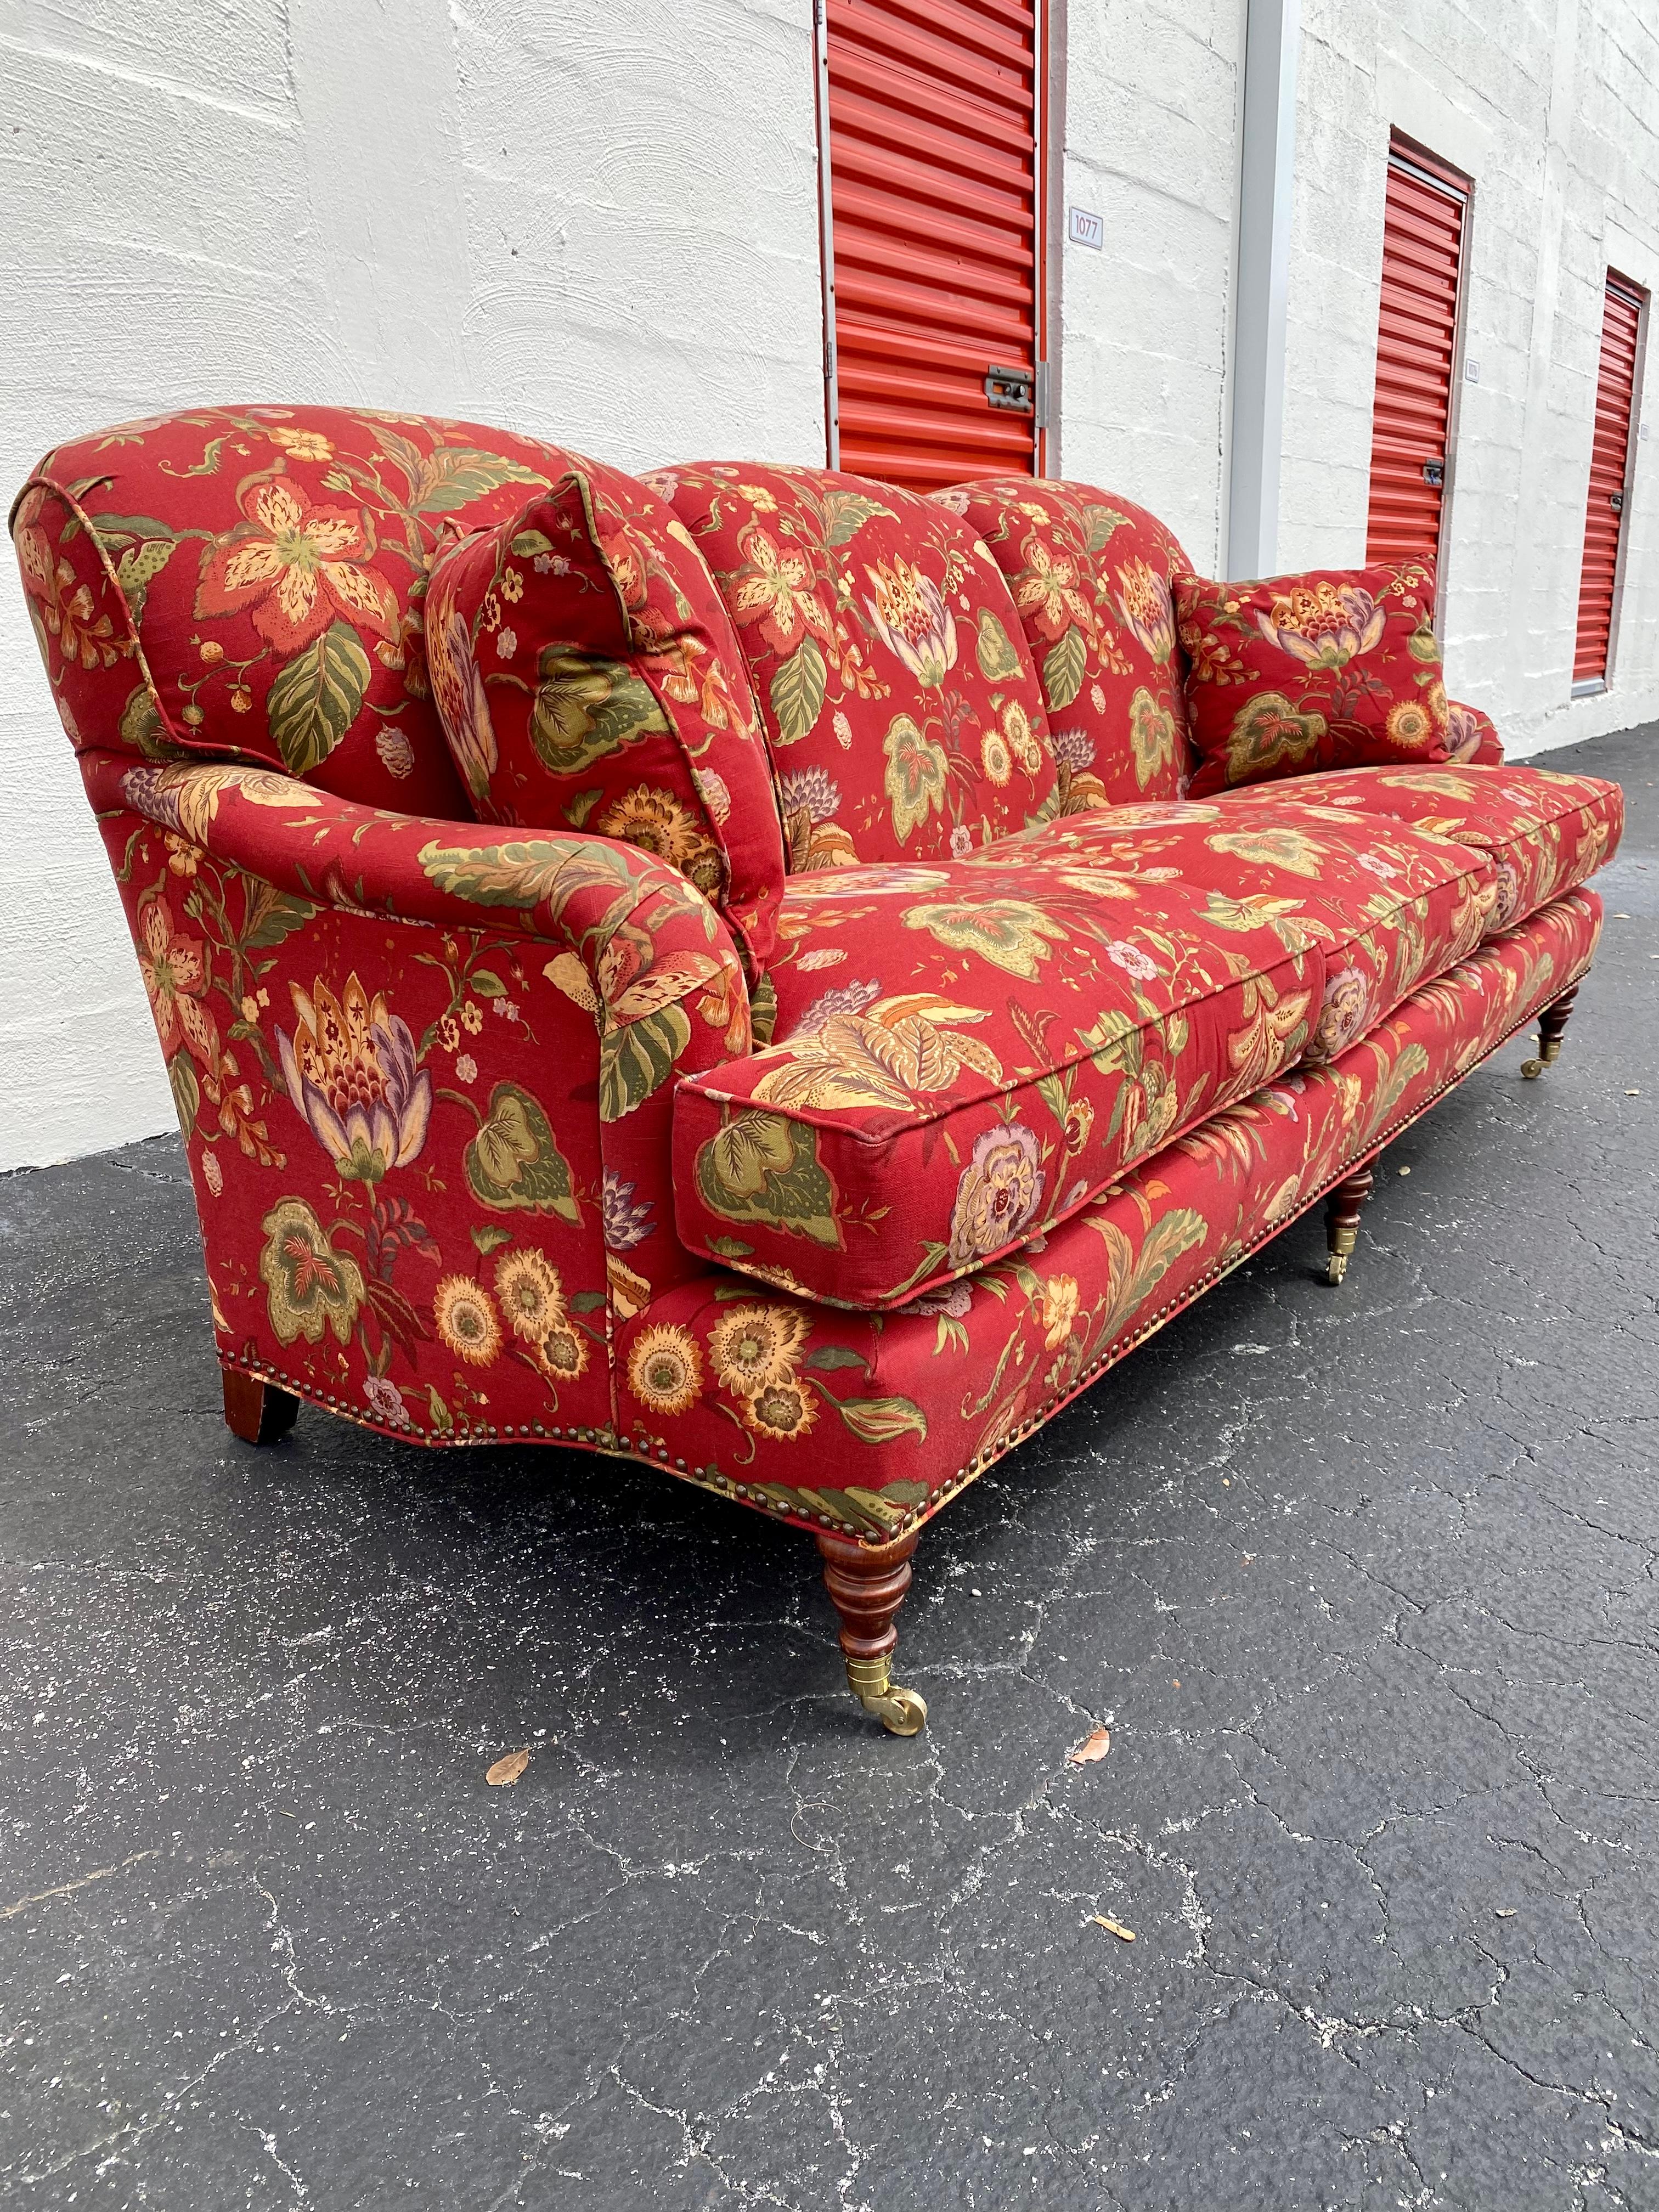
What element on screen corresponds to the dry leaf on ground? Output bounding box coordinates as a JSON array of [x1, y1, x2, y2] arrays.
[[1070, 1727, 1111, 1764], [486, 1748, 531, 1787], [1091, 1914, 1137, 1942]]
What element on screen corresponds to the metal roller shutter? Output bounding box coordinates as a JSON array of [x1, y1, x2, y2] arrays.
[[817, 0, 1045, 489], [1573, 275, 1644, 687], [1365, 151, 1467, 569]]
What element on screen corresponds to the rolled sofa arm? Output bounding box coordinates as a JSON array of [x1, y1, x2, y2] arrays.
[[80, 747, 751, 1443]]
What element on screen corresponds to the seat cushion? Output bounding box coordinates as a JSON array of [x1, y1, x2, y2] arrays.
[[673, 802, 1497, 1307], [1175, 561, 1454, 795], [650, 462, 1058, 868], [938, 478, 1195, 808], [424, 460, 787, 977], [629, 889, 1601, 1523], [1211, 762, 1623, 935]]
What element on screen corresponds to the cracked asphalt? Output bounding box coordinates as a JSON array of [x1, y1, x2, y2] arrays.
[[2, 724, 1656, 2211]]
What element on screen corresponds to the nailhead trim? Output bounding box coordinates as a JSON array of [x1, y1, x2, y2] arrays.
[[219, 940, 1594, 1549]]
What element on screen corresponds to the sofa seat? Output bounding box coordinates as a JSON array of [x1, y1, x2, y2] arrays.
[[674, 799, 1499, 1307], [633, 888, 1602, 1528], [1207, 762, 1623, 935]]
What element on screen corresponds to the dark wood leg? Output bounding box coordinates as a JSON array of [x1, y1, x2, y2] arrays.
[[1323, 1163, 1377, 1286], [1522, 984, 1580, 1079], [815, 1528, 928, 1735], [222, 1370, 300, 1446]]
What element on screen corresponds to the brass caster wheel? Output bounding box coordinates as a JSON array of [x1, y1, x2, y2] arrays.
[[1522, 1036, 1561, 1080], [862, 1685, 928, 1736], [1520, 1054, 1543, 1080], [1326, 1251, 1348, 1286], [845, 1655, 928, 1736]]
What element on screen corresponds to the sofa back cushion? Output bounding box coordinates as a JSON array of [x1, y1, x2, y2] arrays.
[[653, 462, 1058, 870], [938, 478, 1196, 808], [10, 404, 603, 819], [424, 464, 786, 977]]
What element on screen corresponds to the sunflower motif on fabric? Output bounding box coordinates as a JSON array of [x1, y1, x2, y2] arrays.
[[708, 1304, 810, 1398], [495, 1248, 566, 1342], [594, 783, 724, 898], [628, 1324, 704, 1416], [433, 1275, 503, 1367]]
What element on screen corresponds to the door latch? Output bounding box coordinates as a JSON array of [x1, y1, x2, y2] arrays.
[[1422, 458, 1445, 488], [985, 365, 1035, 414], [1610, 489, 1625, 513]]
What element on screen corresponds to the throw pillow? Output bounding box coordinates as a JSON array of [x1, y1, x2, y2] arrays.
[[424, 457, 787, 977], [1175, 561, 1452, 796]]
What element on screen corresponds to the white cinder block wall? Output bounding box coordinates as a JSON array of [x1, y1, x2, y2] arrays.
[[0, 0, 826, 1171], [1054, 0, 1244, 567], [2, 0, 1656, 1169]]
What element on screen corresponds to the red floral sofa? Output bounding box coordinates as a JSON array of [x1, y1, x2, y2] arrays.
[[12, 406, 1622, 1735]]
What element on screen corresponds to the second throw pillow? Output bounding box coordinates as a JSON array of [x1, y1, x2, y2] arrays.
[[1175, 561, 1452, 795]]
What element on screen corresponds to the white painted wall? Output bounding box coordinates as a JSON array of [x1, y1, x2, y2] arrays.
[[1276, 0, 1659, 757], [0, 0, 824, 1171], [4, 0, 1657, 1169], [1053, 0, 1244, 569]]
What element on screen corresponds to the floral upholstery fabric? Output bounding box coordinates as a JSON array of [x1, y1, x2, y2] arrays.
[[1176, 561, 1453, 795], [622, 888, 1602, 1536], [11, 405, 623, 817], [81, 743, 755, 1443], [10, 405, 1622, 1558], [1448, 699, 1504, 765], [1209, 763, 1623, 937], [673, 800, 1498, 1308], [651, 462, 1058, 868], [425, 466, 785, 979], [938, 478, 1195, 808]]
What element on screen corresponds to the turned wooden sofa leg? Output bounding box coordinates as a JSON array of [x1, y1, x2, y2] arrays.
[[815, 1529, 928, 1736], [1324, 1162, 1378, 1286], [222, 1370, 300, 1446], [1521, 984, 1580, 1079]]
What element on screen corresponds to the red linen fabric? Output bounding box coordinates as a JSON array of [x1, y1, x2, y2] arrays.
[[424, 464, 785, 979], [80, 748, 754, 1415], [1209, 762, 1623, 935], [1175, 561, 1453, 795], [620, 888, 1602, 1535], [1447, 699, 1504, 765], [938, 478, 1195, 807], [12, 405, 618, 815], [651, 462, 1058, 868], [673, 800, 1499, 1308]]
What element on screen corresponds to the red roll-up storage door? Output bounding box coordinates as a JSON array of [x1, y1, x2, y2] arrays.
[[820, 0, 1045, 490], [1573, 275, 1644, 685], [1365, 150, 1468, 568]]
